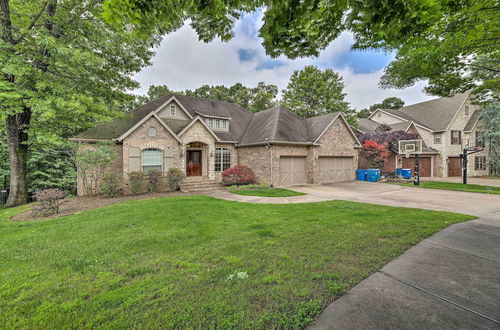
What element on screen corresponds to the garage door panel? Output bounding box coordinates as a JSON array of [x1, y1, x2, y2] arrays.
[[318, 157, 354, 183], [402, 157, 432, 177], [279, 157, 307, 185]]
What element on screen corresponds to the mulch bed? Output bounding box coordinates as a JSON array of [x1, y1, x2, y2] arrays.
[[11, 191, 194, 221]]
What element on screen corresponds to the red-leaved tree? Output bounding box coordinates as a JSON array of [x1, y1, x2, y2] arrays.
[[360, 140, 391, 169]]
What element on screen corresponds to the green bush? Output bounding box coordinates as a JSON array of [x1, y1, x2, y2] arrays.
[[166, 168, 185, 191], [227, 184, 270, 191], [100, 173, 123, 197], [148, 169, 163, 193], [128, 172, 144, 194]]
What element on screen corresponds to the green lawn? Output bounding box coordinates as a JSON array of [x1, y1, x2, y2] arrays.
[[0, 196, 473, 329], [229, 187, 305, 197], [391, 181, 500, 195]]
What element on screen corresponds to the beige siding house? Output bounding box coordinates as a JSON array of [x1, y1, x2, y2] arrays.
[[359, 93, 490, 178], [72, 94, 361, 195]]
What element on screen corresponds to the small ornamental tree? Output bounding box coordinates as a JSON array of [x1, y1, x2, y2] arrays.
[[75, 142, 118, 196], [221, 166, 256, 186], [148, 169, 164, 193], [360, 140, 391, 169], [32, 189, 66, 217]]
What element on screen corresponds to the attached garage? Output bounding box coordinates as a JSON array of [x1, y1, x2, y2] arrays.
[[318, 157, 354, 183], [279, 156, 307, 185], [448, 157, 461, 177], [402, 157, 432, 177]]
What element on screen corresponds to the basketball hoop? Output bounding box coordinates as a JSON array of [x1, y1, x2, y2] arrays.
[[405, 153, 410, 159]]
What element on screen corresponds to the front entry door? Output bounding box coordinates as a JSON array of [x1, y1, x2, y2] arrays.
[[186, 150, 202, 176]]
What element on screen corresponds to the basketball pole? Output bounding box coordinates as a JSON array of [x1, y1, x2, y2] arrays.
[[414, 154, 420, 185]]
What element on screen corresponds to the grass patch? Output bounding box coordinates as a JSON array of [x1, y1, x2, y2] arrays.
[[230, 188, 305, 197], [0, 196, 473, 328], [391, 181, 500, 195]]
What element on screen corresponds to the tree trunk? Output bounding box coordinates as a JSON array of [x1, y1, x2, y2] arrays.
[[5, 107, 32, 207]]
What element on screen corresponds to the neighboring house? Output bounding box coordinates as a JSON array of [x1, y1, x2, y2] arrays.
[[72, 94, 361, 195], [359, 92, 489, 177]]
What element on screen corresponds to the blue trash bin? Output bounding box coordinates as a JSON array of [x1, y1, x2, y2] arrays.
[[396, 168, 403, 177], [366, 169, 381, 182], [401, 169, 412, 179], [356, 169, 367, 181]]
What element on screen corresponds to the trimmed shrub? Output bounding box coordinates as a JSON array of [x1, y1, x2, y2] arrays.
[[166, 168, 185, 191], [227, 184, 270, 191], [32, 188, 66, 217], [221, 165, 256, 186], [100, 173, 123, 197], [148, 169, 164, 193], [128, 172, 144, 194]]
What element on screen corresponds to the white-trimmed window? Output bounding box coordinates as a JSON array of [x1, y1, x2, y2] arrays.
[[142, 149, 163, 173], [148, 126, 157, 137], [475, 156, 486, 170], [206, 118, 229, 131], [214, 147, 231, 172], [464, 106, 470, 116], [170, 105, 176, 116], [434, 133, 441, 144]]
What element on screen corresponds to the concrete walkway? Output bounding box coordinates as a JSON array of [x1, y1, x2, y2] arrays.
[[208, 183, 500, 329], [207, 188, 330, 204]]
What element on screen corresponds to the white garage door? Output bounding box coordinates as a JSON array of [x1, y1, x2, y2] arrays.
[[318, 157, 354, 183], [279, 156, 307, 185]]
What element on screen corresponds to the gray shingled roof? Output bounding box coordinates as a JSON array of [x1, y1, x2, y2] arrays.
[[464, 110, 481, 132], [74, 95, 344, 145], [357, 118, 381, 134], [382, 92, 469, 131], [306, 113, 340, 141], [357, 118, 411, 134]]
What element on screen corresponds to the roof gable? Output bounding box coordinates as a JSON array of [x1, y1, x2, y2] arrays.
[[177, 116, 220, 141], [116, 112, 182, 143]]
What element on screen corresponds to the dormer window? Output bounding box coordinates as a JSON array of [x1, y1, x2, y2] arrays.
[[170, 105, 176, 116], [206, 118, 229, 131]]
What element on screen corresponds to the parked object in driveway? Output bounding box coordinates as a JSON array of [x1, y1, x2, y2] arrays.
[[366, 169, 381, 182], [356, 169, 367, 181]]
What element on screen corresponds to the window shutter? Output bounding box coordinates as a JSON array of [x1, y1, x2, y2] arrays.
[[164, 147, 174, 170], [459, 131, 462, 144], [129, 147, 141, 172]]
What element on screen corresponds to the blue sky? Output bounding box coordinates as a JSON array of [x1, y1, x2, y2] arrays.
[[134, 12, 433, 109]]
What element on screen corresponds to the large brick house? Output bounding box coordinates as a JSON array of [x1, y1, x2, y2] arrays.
[[72, 94, 361, 194], [357, 92, 490, 178]]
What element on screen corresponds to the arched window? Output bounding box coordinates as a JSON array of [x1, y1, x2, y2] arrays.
[[214, 147, 231, 172], [142, 149, 163, 173], [148, 126, 157, 137]]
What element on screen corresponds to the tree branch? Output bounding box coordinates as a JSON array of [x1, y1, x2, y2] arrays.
[[14, 1, 48, 44], [0, 0, 14, 43]]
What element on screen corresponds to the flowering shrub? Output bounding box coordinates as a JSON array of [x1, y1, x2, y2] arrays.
[[359, 140, 391, 169], [148, 169, 164, 193], [128, 172, 144, 194], [166, 168, 185, 191], [221, 166, 256, 186], [32, 188, 66, 217]]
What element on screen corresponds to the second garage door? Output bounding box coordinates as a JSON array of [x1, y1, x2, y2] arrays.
[[318, 157, 354, 183], [402, 157, 432, 177], [279, 156, 307, 185]]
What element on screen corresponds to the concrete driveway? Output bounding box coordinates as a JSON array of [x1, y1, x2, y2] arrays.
[[290, 181, 500, 217], [287, 182, 500, 329]]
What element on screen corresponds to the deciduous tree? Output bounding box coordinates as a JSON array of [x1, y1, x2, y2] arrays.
[[357, 97, 405, 118], [0, 0, 161, 206], [281, 66, 351, 119]]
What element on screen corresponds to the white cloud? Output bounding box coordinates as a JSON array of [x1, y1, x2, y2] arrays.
[[133, 16, 435, 110]]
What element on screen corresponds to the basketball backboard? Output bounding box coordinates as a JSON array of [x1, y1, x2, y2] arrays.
[[398, 139, 423, 157]]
